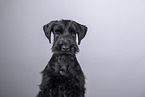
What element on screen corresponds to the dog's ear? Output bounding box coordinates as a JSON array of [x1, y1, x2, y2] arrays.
[[43, 21, 57, 43], [73, 22, 87, 45]]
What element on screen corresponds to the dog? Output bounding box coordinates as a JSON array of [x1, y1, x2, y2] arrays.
[[37, 20, 87, 97]]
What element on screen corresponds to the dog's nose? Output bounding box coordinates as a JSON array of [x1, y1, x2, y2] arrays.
[[62, 45, 70, 51]]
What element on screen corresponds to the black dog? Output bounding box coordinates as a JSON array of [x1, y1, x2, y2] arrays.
[[37, 20, 87, 97]]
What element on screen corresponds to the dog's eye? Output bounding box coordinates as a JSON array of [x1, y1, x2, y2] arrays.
[[55, 29, 62, 32], [68, 27, 75, 34], [54, 29, 63, 34]]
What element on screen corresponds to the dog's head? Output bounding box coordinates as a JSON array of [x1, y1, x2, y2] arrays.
[[43, 20, 87, 55]]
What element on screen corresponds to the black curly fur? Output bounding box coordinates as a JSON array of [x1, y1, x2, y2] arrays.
[[37, 20, 87, 97]]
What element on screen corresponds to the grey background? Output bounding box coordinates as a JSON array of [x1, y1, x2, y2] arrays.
[[0, 0, 145, 97]]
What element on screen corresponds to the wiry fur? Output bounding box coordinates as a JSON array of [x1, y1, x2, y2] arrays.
[[37, 20, 87, 97]]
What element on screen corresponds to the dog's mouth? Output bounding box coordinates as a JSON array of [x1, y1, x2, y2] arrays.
[[55, 50, 73, 55], [52, 44, 79, 55], [61, 51, 72, 55], [52, 48, 77, 55]]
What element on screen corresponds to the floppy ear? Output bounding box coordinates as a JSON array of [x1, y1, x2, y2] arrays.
[[74, 22, 87, 45], [43, 21, 57, 43]]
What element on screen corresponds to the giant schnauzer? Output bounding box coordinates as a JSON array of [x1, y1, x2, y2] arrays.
[[37, 20, 87, 97]]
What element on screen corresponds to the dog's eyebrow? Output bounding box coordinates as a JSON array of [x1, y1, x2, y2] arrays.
[[54, 25, 63, 29]]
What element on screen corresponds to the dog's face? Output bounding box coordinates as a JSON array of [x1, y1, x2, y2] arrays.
[[43, 20, 87, 55]]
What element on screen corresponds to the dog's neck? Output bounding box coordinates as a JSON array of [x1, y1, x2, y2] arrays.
[[50, 53, 77, 75], [52, 53, 76, 64]]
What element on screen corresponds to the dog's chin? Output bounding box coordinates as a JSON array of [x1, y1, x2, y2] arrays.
[[52, 47, 79, 55], [52, 50, 76, 55], [61, 51, 74, 55]]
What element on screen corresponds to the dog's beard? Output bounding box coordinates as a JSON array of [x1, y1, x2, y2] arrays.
[[52, 43, 79, 55]]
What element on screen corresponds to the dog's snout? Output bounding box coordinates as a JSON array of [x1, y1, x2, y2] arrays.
[[61, 45, 70, 52]]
